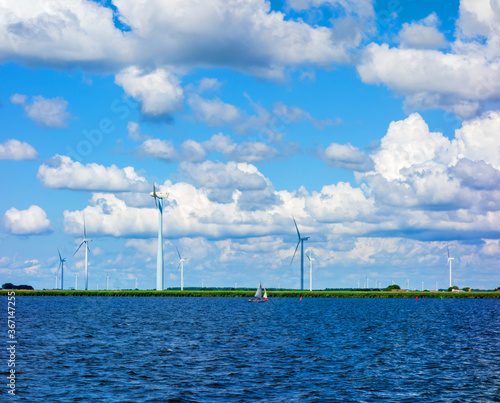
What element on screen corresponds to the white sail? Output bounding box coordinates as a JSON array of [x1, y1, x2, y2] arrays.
[[263, 289, 267, 299], [255, 282, 263, 298]]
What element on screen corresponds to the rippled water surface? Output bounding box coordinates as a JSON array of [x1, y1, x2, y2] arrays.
[[4, 297, 500, 402]]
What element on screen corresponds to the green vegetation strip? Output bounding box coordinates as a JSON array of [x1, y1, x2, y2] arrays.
[[1, 290, 499, 298]]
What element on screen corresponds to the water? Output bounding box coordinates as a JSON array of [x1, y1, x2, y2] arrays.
[[2, 297, 499, 402]]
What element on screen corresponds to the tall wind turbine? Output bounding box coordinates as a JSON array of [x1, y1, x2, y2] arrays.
[[176, 246, 188, 291], [290, 216, 310, 291], [150, 184, 169, 291], [447, 246, 454, 288], [74, 216, 92, 290], [57, 249, 66, 290], [306, 251, 315, 291]]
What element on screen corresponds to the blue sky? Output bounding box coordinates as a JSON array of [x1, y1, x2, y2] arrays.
[[1, 0, 499, 290]]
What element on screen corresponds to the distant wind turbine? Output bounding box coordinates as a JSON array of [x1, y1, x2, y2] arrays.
[[176, 246, 188, 291], [57, 249, 66, 290], [74, 273, 78, 290], [447, 246, 454, 288], [306, 251, 315, 291], [290, 216, 310, 291], [150, 184, 169, 291], [54, 274, 58, 289], [74, 216, 92, 290]]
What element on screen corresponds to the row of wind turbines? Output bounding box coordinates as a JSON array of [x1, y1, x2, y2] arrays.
[[55, 184, 187, 290], [56, 184, 455, 292]]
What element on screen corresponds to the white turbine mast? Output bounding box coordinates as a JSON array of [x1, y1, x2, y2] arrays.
[[150, 184, 169, 291], [447, 246, 454, 288], [57, 249, 66, 290], [306, 251, 315, 291], [74, 215, 92, 290], [176, 246, 188, 291], [74, 273, 78, 290], [290, 216, 310, 291]]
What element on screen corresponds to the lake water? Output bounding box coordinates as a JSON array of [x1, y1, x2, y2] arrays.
[[3, 297, 500, 402]]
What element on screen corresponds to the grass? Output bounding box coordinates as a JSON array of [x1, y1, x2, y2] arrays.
[[1, 290, 499, 298]]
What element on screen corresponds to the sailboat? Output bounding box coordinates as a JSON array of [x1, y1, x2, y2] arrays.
[[249, 282, 268, 302]]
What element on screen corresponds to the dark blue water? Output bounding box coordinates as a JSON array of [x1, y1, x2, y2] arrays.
[[2, 297, 499, 402]]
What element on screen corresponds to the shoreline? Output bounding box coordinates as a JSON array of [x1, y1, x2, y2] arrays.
[[1, 290, 499, 298]]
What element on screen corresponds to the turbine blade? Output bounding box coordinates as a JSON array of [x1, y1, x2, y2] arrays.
[[73, 242, 84, 256], [83, 214, 87, 239], [447, 246, 450, 258], [290, 240, 300, 265], [176, 246, 181, 260], [306, 253, 311, 261], [292, 215, 301, 239], [58, 248, 62, 261]]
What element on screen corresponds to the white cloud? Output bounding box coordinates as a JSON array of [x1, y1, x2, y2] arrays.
[[321, 142, 373, 171], [188, 95, 242, 127], [3, 205, 52, 235], [115, 67, 184, 117], [37, 155, 150, 191], [305, 183, 374, 222], [127, 121, 150, 141], [0, 139, 38, 160], [9, 93, 27, 104], [357, 0, 500, 118], [180, 139, 207, 162], [135, 139, 178, 162], [11, 94, 71, 128], [0, 0, 370, 79], [369, 113, 451, 181], [398, 13, 448, 50]]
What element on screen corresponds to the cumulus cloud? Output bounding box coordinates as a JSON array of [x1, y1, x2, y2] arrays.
[[178, 161, 272, 205], [398, 13, 448, 49], [37, 155, 149, 191], [3, 205, 52, 235], [127, 121, 150, 141], [135, 139, 178, 162], [188, 95, 241, 127], [357, 0, 500, 118], [10, 94, 71, 128], [0, 139, 38, 160], [115, 67, 184, 117], [0, 0, 369, 79], [188, 94, 336, 140], [320, 142, 373, 171]]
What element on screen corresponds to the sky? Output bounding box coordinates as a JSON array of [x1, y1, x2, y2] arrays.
[[1, 0, 499, 291]]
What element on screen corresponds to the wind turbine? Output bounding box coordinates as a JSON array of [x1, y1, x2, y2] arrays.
[[57, 249, 66, 290], [74, 216, 92, 290], [306, 251, 315, 291], [176, 246, 188, 291], [74, 273, 78, 290], [150, 184, 169, 291], [290, 216, 310, 291], [447, 246, 454, 288]]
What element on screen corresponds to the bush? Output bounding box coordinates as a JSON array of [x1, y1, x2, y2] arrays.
[[384, 284, 401, 291]]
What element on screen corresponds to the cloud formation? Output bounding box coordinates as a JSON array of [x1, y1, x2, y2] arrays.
[[37, 155, 150, 191], [0, 139, 38, 160], [357, 0, 500, 118], [3, 205, 52, 235], [0, 0, 372, 78], [10, 94, 71, 128]]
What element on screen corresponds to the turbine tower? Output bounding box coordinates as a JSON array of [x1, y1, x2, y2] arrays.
[[306, 251, 315, 291], [447, 246, 454, 288], [57, 249, 66, 290], [176, 246, 188, 291], [291, 216, 310, 291], [74, 216, 92, 290], [74, 273, 78, 290], [150, 185, 169, 291]]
